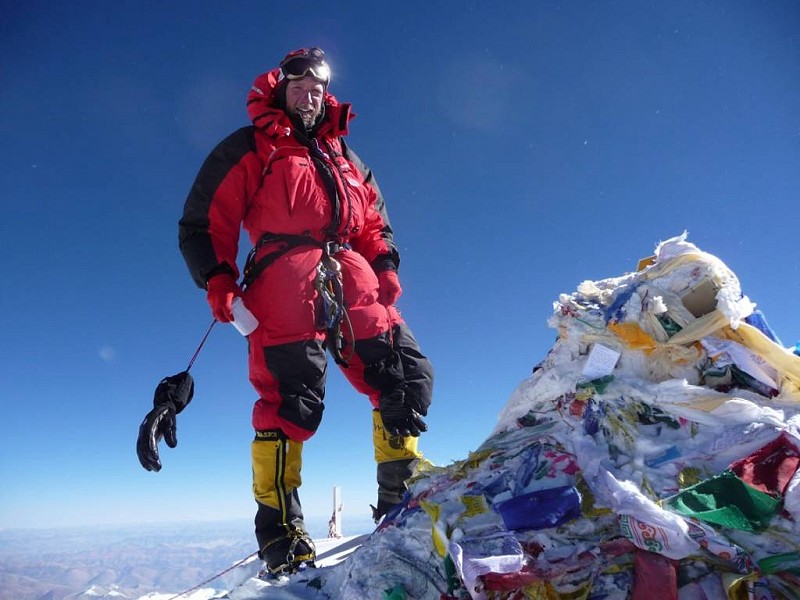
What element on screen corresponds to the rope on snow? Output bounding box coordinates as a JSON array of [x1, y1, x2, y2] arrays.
[[165, 550, 259, 600]]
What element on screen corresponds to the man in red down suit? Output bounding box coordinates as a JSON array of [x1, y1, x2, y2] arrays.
[[178, 47, 433, 574]]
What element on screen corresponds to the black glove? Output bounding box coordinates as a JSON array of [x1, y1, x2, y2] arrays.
[[379, 386, 428, 437], [137, 404, 177, 471], [136, 371, 194, 472]]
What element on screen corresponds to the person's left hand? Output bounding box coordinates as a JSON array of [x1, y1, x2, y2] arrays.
[[379, 387, 428, 437], [377, 270, 402, 306]]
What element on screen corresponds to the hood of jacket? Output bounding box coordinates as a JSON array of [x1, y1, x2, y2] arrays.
[[246, 67, 355, 139]]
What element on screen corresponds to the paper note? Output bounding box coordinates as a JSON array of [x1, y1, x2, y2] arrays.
[[582, 344, 621, 380]]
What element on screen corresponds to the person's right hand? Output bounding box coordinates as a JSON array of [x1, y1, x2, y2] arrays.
[[206, 274, 240, 322], [377, 270, 402, 306]]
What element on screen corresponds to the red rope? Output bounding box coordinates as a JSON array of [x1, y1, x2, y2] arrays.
[[165, 550, 259, 600]]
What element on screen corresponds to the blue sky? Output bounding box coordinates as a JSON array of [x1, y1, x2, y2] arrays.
[[1, 1, 799, 531]]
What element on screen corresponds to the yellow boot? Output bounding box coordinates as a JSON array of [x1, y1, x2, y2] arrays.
[[252, 429, 315, 574]]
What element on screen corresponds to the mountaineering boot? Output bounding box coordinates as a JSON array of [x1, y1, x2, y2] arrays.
[[371, 496, 402, 523], [257, 505, 316, 574], [252, 429, 316, 574], [373, 458, 415, 522], [372, 411, 422, 523]]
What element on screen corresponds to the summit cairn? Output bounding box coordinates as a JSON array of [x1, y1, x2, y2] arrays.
[[329, 233, 800, 599]]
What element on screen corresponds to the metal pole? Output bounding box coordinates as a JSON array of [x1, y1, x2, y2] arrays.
[[329, 485, 343, 538]]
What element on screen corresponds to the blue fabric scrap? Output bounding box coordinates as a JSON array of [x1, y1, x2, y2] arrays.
[[495, 485, 582, 531]]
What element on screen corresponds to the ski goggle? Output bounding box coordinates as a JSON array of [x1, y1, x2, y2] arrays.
[[279, 47, 331, 85]]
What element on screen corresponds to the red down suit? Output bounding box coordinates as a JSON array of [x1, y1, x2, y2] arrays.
[[178, 68, 433, 442]]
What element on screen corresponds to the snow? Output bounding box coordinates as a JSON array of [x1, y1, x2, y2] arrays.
[[133, 234, 800, 599], [82, 586, 129, 598]]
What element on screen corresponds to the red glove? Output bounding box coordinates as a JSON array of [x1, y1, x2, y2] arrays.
[[377, 270, 402, 306], [206, 274, 240, 322]]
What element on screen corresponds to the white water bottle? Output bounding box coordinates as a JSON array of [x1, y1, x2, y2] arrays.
[[230, 297, 259, 336]]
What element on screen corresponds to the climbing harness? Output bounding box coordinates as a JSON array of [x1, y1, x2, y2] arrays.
[[242, 232, 354, 366], [242, 232, 319, 291]]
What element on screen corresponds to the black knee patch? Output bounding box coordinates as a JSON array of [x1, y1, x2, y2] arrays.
[[392, 324, 434, 416], [356, 332, 405, 394], [264, 340, 327, 433]]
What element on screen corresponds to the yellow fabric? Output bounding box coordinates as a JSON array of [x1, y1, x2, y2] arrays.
[[678, 466, 703, 489], [723, 323, 800, 401], [721, 572, 759, 600], [665, 309, 729, 346], [460, 494, 489, 518], [575, 474, 613, 518], [422, 495, 493, 562], [372, 410, 423, 463], [406, 457, 438, 486], [521, 581, 560, 599], [608, 322, 658, 351], [416, 450, 491, 485], [251, 432, 303, 510], [420, 500, 448, 558]]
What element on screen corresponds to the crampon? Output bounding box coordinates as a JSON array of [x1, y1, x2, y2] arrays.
[[259, 530, 316, 578]]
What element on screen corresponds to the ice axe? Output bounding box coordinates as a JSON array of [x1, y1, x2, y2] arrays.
[[136, 320, 217, 472]]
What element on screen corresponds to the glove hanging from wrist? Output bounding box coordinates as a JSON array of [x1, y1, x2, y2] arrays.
[[206, 273, 241, 322], [136, 371, 195, 472]]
